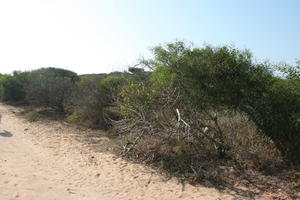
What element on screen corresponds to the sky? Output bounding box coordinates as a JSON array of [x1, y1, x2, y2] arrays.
[[0, 0, 299, 75]]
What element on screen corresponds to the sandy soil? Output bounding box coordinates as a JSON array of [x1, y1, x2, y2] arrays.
[[0, 103, 273, 200]]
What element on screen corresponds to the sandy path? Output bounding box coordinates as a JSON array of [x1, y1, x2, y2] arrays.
[[0, 103, 268, 200]]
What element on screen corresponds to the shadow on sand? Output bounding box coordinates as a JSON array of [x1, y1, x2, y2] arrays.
[[0, 130, 13, 137]]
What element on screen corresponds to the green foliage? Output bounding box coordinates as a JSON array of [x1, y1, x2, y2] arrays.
[[147, 42, 272, 111], [141, 41, 300, 164], [150, 66, 176, 91], [101, 76, 128, 102], [65, 112, 82, 124], [276, 61, 300, 80], [70, 76, 107, 128], [65, 75, 127, 128], [24, 67, 78, 112], [120, 81, 154, 118], [25, 110, 41, 122], [247, 78, 300, 161], [0, 41, 299, 166], [0, 71, 28, 102], [128, 66, 151, 83]]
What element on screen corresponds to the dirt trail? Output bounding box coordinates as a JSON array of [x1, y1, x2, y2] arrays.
[[0, 103, 270, 200]]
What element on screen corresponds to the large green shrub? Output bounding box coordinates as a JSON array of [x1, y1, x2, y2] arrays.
[[0, 71, 28, 102], [69, 76, 105, 127], [24, 67, 78, 112], [142, 41, 300, 164]]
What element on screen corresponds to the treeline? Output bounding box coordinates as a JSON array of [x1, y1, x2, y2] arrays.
[[1, 42, 299, 173]]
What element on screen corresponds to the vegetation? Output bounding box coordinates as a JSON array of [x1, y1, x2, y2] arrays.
[[64, 73, 127, 128], [0, 71, 28, 102], [24, 67, 78, 113], [119, 42, 300, 165], [24, 110, 41, 122], [0, 41, 299, 197]]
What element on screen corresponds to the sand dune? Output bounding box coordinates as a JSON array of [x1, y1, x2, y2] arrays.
[[0, 103, 272, 200]]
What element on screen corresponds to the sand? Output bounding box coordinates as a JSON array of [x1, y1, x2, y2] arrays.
[[0, 103, 272, 200]]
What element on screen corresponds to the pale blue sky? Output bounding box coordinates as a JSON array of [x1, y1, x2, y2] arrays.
[[0, 0, 299, 74]]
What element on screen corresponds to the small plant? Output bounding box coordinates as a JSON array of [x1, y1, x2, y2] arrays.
[[65, 112, 82, 124], [25, 110, 41, 122]]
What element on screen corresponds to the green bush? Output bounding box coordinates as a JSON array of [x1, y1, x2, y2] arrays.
[[65, 112, 82, 124], [70, 76, 107, 128], [120, 81, 154, 119], [25, 110, 41, 122], [101, 76, 128, 102], [139, 41, 300, 164], [24, 67, 78, 113], [0, 71, 29, 102], [247, 78, 300, 162], [69, 75, 124, 128]]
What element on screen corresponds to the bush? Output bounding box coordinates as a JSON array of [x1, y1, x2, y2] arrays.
[[121, 41, 300, 165], [70, 76, 107, 128], [25, 110, 41, 122], [101, 76, 128, 102], [24, 67, 78, 113], [0, 71, 29, 102], [247, 78, 300, 163], [120, 81, 154, 119], [69, 75, 126, 128]]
